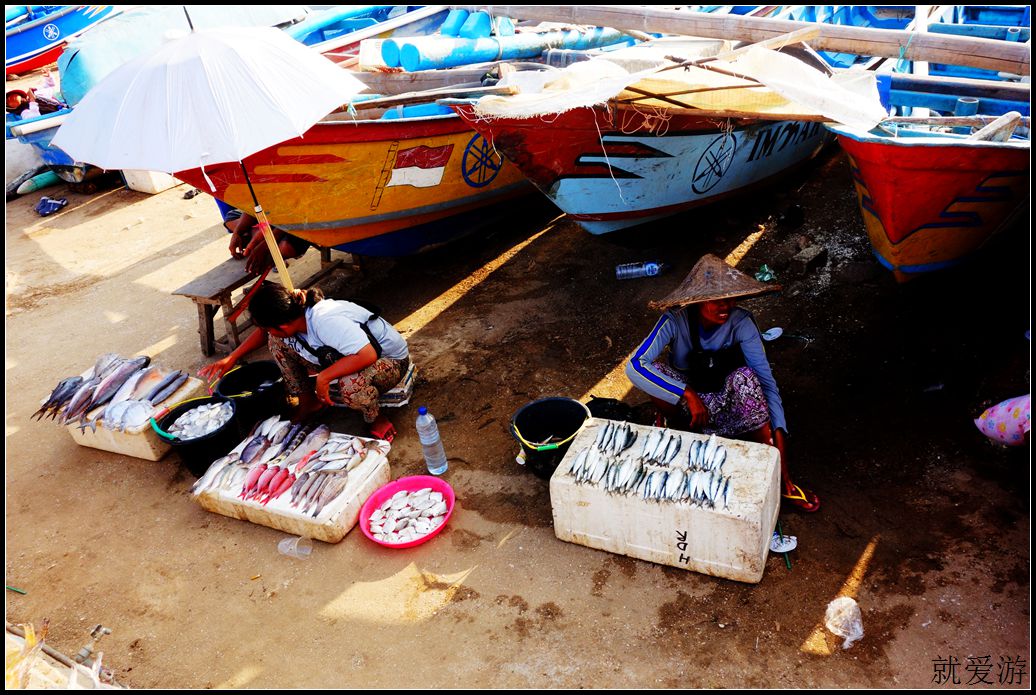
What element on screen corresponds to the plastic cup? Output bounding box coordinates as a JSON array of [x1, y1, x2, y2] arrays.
[[277, 536, 313, 559]]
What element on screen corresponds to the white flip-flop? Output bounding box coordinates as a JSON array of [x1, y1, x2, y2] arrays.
[[761, 327, 784, 342]]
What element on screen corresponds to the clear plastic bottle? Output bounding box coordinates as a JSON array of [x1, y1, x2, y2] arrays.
[[615, 261, 666, 280], [415, 406, 448, 475]]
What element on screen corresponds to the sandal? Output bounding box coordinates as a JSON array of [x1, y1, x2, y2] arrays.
[[782, 483, 820, 513], [368, 417, 396, 443]]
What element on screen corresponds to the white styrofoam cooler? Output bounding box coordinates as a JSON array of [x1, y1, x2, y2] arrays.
[[195, 435, 392, 543], [549, 418, 780, 583], [121, 169, 181, 194], [65, 375, 205, 461]]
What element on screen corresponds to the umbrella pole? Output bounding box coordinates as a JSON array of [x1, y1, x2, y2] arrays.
[[240, 163, 294, 292]]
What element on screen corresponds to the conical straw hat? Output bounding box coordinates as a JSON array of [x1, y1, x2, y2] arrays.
[[650, 254, 780, 310]]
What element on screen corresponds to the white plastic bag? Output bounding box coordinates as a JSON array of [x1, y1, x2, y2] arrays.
[[824, 596, 864, 649]]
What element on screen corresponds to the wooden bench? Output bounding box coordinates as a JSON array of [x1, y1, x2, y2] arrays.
[[173, 247, 358, 356]]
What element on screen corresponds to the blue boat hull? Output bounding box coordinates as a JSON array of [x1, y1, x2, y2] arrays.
[[5, 5, 116, 74]]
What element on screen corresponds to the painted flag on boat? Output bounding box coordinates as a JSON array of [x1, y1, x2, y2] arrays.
[[387, 144, 454, 188]]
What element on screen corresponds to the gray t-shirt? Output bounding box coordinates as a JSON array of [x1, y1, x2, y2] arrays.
[[286, 300, 408, 366]]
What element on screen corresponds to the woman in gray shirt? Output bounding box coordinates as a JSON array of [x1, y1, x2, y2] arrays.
[[201, 284, 409, 440], [626, 254, 819, 512]]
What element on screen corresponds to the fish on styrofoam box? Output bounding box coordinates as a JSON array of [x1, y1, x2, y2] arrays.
[[549, 418, 780, 584], [65, 376, 206, 461], [195, 435, 392, 543]]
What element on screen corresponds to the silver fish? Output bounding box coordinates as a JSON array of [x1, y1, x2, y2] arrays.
[[703, 434, 718, 470], [240, 434, 271, 466], [61, 377, 101, 425], [33, 376, 83, 420], [666, 435, 682, 465], [664, 467, 685, 500], [569, 447, 588, 476], [90, 352, 123, 380], [146, 370, 189, 407], [690, 439, 703, 469], [290, 471, 312, 504], [311, 475, 350, 518], [713, 447, 726, 472], [283, 425, 331, 471]]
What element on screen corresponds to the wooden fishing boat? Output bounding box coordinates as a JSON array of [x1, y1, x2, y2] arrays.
[[8, 6, 450, 190], [5, 5, 117, 75], [172, 109, 532, 255], [446, 31, 887, 235], [828, 115, 1029, 282], [452, 101, 828, 234]]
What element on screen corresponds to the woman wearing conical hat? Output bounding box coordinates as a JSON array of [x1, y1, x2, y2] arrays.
[[625, 254, 819, 512]]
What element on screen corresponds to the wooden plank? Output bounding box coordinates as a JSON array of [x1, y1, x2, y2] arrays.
[[889, 72, 1031, 101], [219, 293, 241, 350], [352, 67, 488, 95], [199, 304, 216, 357], [345, 84, 519, 112], [173, 258, 253, 301], [616, 103, 831, 122], [711, 26, 820, 62], [453, 5, 1031, 75], [883, 114, 1031, 127]]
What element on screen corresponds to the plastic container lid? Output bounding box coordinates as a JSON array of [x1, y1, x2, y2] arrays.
[[418, 406, 427, 415]]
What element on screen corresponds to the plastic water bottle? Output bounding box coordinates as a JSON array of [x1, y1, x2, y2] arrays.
[[416, 406, 448, 475], [615, 261, 665, 280]]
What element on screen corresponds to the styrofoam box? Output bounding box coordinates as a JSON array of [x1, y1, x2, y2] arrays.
[[195, 438, 392, 543], [549, 418, 780, 584], [66, 376, 206, 461], [121, 169, 180, 194]]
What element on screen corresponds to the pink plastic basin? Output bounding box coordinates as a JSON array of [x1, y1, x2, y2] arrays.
[[359, 475, 455, 549]]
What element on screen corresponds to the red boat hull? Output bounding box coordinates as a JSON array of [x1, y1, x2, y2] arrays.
[[6, 44, 63, 75], [835, 131, 1029, 282]]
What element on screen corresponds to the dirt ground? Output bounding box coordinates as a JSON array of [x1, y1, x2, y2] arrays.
[[5, 128, 1030, 687]]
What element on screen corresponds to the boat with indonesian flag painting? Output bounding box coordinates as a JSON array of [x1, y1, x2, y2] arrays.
[[447, 34, 889, 235], [173, 108, 531, 256]]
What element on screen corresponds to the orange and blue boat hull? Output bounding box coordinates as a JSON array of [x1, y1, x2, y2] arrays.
[[829, 124, 1029, 282], [174, 114, 531, 255]]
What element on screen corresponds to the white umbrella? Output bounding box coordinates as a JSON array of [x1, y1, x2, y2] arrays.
[[52, 24, 367, 290]]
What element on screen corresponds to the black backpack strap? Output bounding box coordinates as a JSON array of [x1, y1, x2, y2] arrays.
[[359, 320, 384, 358]]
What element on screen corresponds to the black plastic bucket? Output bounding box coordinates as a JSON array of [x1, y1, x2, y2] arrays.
[[215, 361, 285, 438], [156, 396, 240, 478], [509, 397, 591, 480]]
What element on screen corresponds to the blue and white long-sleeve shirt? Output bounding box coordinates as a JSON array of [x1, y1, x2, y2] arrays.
[[625, 307, 787, 432]]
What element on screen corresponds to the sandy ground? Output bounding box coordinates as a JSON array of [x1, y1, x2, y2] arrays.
[[5, 136, 1030, 687]]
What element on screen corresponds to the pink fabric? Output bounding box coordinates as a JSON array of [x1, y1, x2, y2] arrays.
[[974, 394, 1030, 446]]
